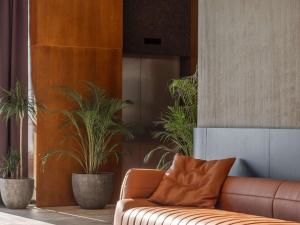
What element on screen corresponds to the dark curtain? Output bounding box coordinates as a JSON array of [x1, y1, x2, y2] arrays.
[[0, 0, 28, 177]]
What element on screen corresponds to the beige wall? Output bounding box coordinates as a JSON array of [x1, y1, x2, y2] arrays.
[[198, 0, 300, 128]]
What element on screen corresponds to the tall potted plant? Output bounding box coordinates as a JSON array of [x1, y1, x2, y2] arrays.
[[42, 82, 133, 209], [144, 72, 198, 169], [0, 81, 42, 209]]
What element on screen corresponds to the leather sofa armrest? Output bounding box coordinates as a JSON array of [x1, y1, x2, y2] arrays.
[[119, 168, 165, 200], [114, 198, 159, 225]]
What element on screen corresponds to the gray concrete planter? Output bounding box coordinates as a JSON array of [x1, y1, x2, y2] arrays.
[[72, 173, 114, 209], [0, 178, 34, 209]]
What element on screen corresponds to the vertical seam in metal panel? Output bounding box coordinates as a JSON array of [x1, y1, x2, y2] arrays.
[[139, 57, 142, 124], [138, 57, 142, 167]]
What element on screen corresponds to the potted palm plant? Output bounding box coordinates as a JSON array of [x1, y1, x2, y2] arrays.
[[144, 72, 198, 169], [42, 82, 133, 209], [0, 81, 42, 209]]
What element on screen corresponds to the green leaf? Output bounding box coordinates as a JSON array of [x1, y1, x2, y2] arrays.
[[42, 81, 134, 174], [144, 70, 198, 169], [0, 151, 20, 178]]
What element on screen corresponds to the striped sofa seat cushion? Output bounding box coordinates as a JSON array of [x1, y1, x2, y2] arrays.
[[121, 207, 300, 225]]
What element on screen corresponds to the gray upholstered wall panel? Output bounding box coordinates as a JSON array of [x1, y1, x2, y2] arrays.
[[193, 128, 206, 159], [206, 128, 269, 177], [270, 129, 300, 180], [194, 128, 300, 180], [198, 0, 300, 128]]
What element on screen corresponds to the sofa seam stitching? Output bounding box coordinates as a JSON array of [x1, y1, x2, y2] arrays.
[[221, 192, 276, 199], [272, 182, 284, 218]]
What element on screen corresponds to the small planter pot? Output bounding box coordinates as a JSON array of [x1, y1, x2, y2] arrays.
[[0, 178, 34, 209], [72, 173, 114, 209]]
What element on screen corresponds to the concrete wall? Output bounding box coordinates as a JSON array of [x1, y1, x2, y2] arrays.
[[198, 0, 300, 128]]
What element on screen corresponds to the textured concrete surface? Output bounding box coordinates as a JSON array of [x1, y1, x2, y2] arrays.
[[0, 179, 34, 209], [198, 0, 300, 128], [72, 173, 114, 209], [0, 205, 114, 225]]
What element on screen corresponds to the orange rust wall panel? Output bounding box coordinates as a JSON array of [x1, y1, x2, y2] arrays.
[[30, 0, 122, 48], [31, 47, 122, 100], [30, 0, 123, 207]]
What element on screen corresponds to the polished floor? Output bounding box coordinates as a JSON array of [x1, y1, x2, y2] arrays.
[[0, 205, 115, 225]]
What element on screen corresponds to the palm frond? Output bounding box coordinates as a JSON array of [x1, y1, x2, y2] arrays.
[[0, 81, 44, 178], [145, 71, 198, 169], [0, 151, 20, 178], [41, 149, 86, 173], [42, 81, 134, 174]]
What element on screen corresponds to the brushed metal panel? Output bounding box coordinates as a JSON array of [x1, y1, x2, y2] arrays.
[[140, 57, 180, 127], [270, 129, 300, 180], [122, 56, 180, 127], [198, 0, 300, 128], [122, 57, 141, 124], [122, 57, 180, 171], [204, 128, 270, 177]]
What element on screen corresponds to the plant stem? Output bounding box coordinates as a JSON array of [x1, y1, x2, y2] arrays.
[[20, 115, 24, 179]]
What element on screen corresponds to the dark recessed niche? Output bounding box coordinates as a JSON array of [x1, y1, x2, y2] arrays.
[[124, 0, 192, 56], [144, 38, 162, 45]]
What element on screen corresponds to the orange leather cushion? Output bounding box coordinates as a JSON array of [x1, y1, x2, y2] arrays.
[[120, 207, 300, 225], [149, 154, 235, 208]]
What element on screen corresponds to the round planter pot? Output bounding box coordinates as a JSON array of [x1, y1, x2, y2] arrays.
[[0, 178, 34, 209], [72, 173, 114, 209]]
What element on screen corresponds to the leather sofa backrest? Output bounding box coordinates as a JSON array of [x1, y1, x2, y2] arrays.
[[218, 176, 300, 222], [218, 176, 281, 218], [273, 181, 300, 222]]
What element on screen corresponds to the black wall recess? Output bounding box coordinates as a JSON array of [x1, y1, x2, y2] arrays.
[[144, 38, 162, 45], [124, 0, 192, 56]]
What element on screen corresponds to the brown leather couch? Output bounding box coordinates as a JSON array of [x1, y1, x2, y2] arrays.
[[114, 169, 300, 225]]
